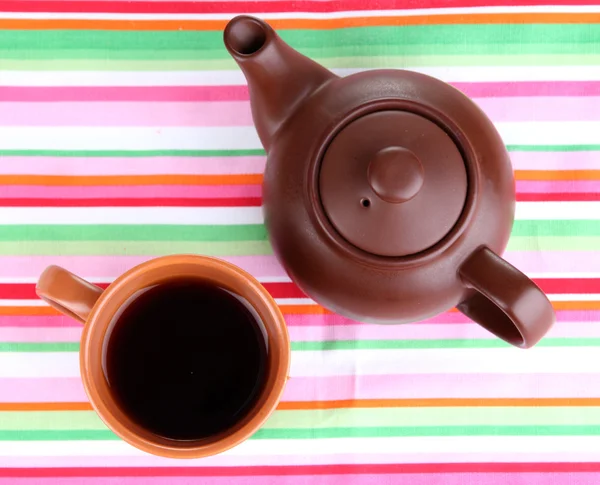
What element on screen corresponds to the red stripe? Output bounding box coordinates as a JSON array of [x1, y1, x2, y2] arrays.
[[517, 193, 600, 202], [2, 280, 595, 300], [2, 83, 599, 103], [0, 198, 262, 207], [0, 0, 597, 13], [533, 278, 600, 294], [3, 463, 600, 477]]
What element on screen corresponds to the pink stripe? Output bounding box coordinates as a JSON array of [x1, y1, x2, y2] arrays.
[[454, 81, 600, 98], [0, 102, 253, 127], [0, 256, 287, 279], [0, 253, 594, 278], [475, 97, 600, 122], [0, 157, 266, 176], [2, 153, 598, 177], [0, 473, 591, 484], [510, 151, 600, 171], [0, 316, 80, 328], [0, 310, 592, 329], [282, 373, 600, 401], [4, 98, 600, 127], [0, 327, 81, 342], [505, 251, 600, 274], [516, 180, 600, 193], [3, 83, 599, 103], [0, 454, 598, 468], [6, 372, 600, 404], [1, 183, 595, 198], [0, 378, 86, 402], [285, 311, 599, 326], [0, 185, 261, 199], [0, 320, 594, 343], [0, 86, 249, 103]]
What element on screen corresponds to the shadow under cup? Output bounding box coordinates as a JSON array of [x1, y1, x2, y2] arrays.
[[52, 256, 289, 459]]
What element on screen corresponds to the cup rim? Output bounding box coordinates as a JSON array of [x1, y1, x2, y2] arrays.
[[79, 254, 290, 459]]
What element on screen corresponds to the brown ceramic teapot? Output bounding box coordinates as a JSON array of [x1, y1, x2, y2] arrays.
[[224, 15, 556, 348]]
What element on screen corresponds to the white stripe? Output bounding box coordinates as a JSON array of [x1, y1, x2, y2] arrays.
[[2, 123, 600, 151], [0, 275, 294, 284], [0, 353, 79, 378], [3, 66, 600, 86], [7, 347, 600, 378], [497, 121, 600, 146], [274, 298, 314, 305], [0, 207, 263, 225], [0, 300, 46, 307], [0, 126, 262, 151], [527, 273, 600, 278], [547, 294, 600, 301], [0, 202, 595, 225], [3, 436, 600, 456], [290, 347, 600, 377], [2, 5, 600, 20], [515, 202, 600, 220]]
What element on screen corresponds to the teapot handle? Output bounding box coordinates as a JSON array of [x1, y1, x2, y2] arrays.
[[457, 247, 555, 348]]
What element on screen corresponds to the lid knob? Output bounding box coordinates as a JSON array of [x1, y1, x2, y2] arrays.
[[367, 147, 424, 203]]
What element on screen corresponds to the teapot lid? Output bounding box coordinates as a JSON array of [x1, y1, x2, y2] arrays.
[[319, 110, 467, 257]]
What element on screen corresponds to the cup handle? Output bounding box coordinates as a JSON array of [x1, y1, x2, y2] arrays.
[[457, 247, 555, 349], [36, 266, 104, 324]]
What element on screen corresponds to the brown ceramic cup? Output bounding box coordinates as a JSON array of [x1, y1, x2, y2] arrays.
[[35, 255, 290, 459]]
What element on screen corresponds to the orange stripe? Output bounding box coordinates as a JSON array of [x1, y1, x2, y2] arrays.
[[0, 402, 92, 411], [0, 174, 264, 186], [0, 306, 61, 316], [0, 13, 599, 31], [278, 398, 600, 410], [2, 171, 598, 186], [2, 398, 599, 412], [280, 305, 333, 315], [516, 170, 600, 181], [282, 302, 600, 313], [0, 301, 595, 316]]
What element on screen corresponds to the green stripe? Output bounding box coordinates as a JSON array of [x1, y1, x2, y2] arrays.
[[512, 220, 600, 237], [0, 240, 272, 256], [2, 41, 599, 60], [6, 425, 600, 440], [0, 343, 80, 352], [291, 339, 600, 351], [2, 25, 598, 51], [3, 407, 600, 431], [0, 412, 105, 431], [0, 221, 595, 242], [264, 407, 600, 429], [10, 339, 600, 353], [0, 150, 265, 157], [253, 426, 600, 439], [508, 145, 600, 152], [1, 147, 598, 158], [2, 54, 599, 71], [0, 225, 268, 242], [0, 237, 588, 255], [506, 236, 600, 251]]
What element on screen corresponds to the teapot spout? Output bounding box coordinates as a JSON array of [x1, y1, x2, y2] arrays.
[[224, 16, 337, 152]]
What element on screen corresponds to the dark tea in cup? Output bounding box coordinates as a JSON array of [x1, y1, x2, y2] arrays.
[[104, 278, 268, 441]]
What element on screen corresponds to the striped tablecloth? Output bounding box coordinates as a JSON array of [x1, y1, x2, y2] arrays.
[[1, 0, 600, 483]]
